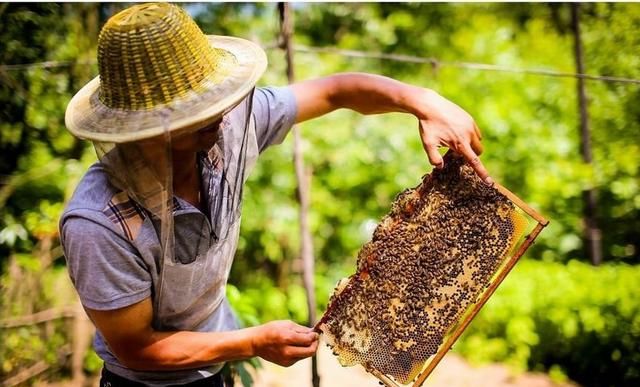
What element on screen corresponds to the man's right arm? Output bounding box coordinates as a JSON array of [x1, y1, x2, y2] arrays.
[[85, 297, 318, 371], [61, 211, 318, 371]]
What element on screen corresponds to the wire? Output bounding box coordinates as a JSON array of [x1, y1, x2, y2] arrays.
[[2, 44, 639, 85], [291, 45, 640, 85], [0, 60, 96, 71]]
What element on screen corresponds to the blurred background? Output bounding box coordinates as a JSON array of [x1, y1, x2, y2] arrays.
[[1, 2, 639, 387]]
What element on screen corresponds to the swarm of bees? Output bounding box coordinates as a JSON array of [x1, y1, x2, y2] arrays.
[[316, 155, 529, 385]]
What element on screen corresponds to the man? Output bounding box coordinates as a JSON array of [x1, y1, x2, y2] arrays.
[[61, 3, 491, 386]]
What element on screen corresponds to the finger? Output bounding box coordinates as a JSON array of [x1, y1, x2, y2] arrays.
[[470, 127, 484, 156], [419, 126, 444, 169], [282, 321, 314, 336], [287, 330, 319, 346], [286, 340, 319, 359], [460, 143, 493, 186], [473, 122, 482, 141], [425, 143, 444, 169], [292, 324, 314, 334]]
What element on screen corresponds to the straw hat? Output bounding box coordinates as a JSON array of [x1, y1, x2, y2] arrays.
[[65, 2, 267, 143]]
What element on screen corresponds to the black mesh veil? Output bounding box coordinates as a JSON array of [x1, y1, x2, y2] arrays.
[[94, 115, 175, 269], [206, 89, 254, 241]]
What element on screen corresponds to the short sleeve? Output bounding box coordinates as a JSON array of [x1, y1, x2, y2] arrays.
[[60, 211, 151, 310], [251, 86, 298, 152]]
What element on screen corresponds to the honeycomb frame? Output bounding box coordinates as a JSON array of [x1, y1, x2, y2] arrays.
[[315, 155, 549, 387]]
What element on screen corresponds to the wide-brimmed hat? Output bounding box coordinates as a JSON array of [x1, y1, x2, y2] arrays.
[[65, 2, 267, 143]]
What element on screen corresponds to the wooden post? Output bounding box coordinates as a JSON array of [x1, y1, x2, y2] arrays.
[[571, 3, 602, 266], [71, 302, 94, 385], [278, 3, 320, 387]]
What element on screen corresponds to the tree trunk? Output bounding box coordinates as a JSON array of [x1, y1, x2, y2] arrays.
[[571, 3, 602, 266], [278, 3, 320, 387]]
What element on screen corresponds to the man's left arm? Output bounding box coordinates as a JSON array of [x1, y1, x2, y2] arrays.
[[289, 72, 492, 185]]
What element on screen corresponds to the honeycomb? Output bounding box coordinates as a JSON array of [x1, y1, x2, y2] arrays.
[[316, 155, 530, 385]]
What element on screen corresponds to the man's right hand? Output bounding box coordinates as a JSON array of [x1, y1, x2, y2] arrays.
[[251, 320, 319, 367]]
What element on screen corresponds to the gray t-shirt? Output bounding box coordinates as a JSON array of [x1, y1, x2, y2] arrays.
[[60, 87, 297, 385]]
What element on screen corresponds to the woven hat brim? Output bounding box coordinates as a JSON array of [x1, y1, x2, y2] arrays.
[[65, 36, 267, 143]]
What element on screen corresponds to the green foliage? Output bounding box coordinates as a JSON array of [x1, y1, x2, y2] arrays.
[[227, 282, 310, 326], [83, 349, 103, 375], [221, 358, 262, 387], [1, 3, 98, 261], [0, 264, 76, 379], [456, 259, 640, 387], [291, 2, 640, 265], [0, 322, 69, 376], [224, 4, 640, 311]]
